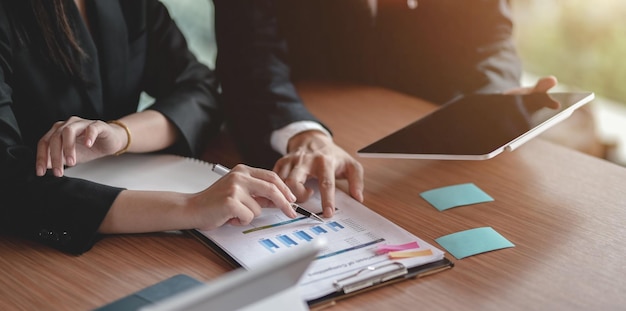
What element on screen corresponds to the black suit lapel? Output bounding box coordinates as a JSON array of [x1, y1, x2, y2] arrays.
[[90, 0, 128, 118], [65, 0, 104, 117]]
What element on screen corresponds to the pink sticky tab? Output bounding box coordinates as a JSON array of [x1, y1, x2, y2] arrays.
[[375, 241, 420, 255]]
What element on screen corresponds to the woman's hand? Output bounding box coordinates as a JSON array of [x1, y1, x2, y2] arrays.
[[99, 164, 300, 234], [36, 116, 128, 177], [188, 164, 298, 230]]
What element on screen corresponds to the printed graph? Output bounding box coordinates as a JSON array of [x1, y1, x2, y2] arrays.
[[254, 218, 384, 259]]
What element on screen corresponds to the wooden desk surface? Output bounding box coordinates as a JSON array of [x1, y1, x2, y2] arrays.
[[2, 83, 625, 311]]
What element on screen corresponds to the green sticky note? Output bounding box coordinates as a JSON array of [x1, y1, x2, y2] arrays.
[[420, 183, 493, 211], [435, 227, 514, 259]]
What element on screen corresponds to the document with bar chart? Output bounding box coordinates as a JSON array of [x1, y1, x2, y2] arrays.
[[194, 182, 451, 303]]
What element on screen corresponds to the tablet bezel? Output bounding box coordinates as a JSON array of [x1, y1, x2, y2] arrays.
[[357, 92, 595, 160]]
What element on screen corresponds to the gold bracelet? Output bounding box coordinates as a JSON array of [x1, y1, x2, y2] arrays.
[[108, 120, 132, 156]]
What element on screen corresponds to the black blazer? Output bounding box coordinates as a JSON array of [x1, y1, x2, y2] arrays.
[[0, 0, 221, 253], [214, 0, 327, 169], [214, 0, 522, 167]]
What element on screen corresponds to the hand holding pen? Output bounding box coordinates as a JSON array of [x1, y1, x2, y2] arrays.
[[188, 164, 303, 230], [213, 164, 323, 222]]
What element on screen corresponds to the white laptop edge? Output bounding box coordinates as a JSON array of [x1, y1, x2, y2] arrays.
[[139, 240, 324, 311]]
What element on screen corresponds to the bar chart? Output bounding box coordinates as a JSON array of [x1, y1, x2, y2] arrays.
[[255, 218, 383, 258]]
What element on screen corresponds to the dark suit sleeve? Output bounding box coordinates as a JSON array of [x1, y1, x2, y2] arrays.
[[374, 0, 522, 103], [213, 0, 327, 169], [461, 0, 523, 94], [0, 128, 118, 254], [0, 118, 118, 255]]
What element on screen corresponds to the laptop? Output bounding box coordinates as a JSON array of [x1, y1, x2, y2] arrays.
[[137, 241, 323, 311], [357, 92, 595, 160]]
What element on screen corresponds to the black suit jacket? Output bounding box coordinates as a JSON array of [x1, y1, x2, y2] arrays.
[[214, 0, 327, 169], [214, 0, 522, 167], [0, 0, 221, 253]]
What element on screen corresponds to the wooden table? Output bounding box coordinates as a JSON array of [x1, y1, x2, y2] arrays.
[[1, 83, 625, 311]]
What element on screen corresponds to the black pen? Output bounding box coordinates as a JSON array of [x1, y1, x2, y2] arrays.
[[212, 164, 324, 222]]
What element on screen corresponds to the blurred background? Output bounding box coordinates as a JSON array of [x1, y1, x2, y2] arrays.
[[513, 0, 626, 166], [160, 0, 216, 68], [159, 0, 626, 166]]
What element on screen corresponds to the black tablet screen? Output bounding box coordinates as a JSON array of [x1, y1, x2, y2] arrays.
[[357, 92, 594, 160]]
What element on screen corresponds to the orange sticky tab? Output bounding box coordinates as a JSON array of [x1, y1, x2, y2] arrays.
[[388, 249, 433, 259]]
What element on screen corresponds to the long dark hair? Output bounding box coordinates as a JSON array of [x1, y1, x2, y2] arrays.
[[13, 0, 86, 78]]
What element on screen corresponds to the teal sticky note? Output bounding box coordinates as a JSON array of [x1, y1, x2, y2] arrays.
[[435, 227, 514, 259], [420, 183, 493, 211]]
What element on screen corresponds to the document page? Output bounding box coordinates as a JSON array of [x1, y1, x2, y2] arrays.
[[197, 183, 445, 301]]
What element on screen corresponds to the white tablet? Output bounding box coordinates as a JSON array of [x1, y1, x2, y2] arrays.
[[357, 92, 595, 160], [139, 241, 323, 311]]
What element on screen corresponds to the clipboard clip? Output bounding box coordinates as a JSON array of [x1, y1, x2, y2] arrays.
[[333, 262, 408, 294]]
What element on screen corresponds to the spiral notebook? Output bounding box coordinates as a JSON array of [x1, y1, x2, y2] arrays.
[[65, 153, 453, 308], [65, 153, 220, 193]]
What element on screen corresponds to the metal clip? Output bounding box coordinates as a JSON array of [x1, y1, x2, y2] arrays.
[[333, 262, 408, 294]]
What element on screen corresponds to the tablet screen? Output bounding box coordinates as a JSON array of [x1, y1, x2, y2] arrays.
[[357, 92, 595, 160]]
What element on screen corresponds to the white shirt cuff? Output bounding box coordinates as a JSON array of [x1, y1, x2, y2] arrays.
[[270, 121, 331, 155]]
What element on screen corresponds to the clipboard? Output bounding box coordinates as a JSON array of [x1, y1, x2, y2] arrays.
[[188, 229, 454, 309], [191, 187, 453, 305], [309, 258, 453, 309]]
